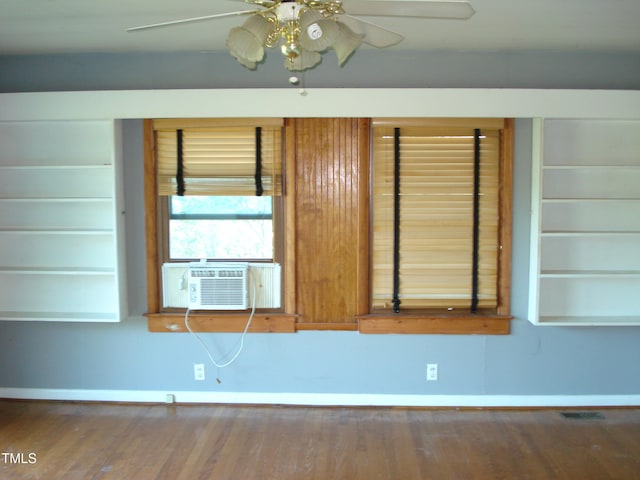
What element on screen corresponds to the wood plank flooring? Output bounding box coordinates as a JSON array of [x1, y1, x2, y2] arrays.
[[1, 400, 639, 479]]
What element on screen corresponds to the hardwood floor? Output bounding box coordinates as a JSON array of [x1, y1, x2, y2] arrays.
[[1, 400, 639, 479]]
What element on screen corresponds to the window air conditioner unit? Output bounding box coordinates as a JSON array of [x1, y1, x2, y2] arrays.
[[188, 262, 248, 310], [162, 262, 281, 310]]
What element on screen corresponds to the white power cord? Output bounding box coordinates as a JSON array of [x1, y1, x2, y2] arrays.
[[184, 282, 257, 370]]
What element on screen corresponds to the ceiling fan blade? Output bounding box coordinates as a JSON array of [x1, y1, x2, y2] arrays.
[[127, 10, 259, 32], [343, 1, 475, 20], [339, 15, 404, 48]]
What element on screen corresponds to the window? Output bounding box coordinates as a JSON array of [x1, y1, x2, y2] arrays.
[[359, 118, 513, 334], [144, 118, 296, 333], [154, 118, 282, 265], [167, 195, 274, 261], [144, 117, 512, 334]]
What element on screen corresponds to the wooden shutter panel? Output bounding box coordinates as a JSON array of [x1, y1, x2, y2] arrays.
[[153, 118, 283, 196], [371, 119, 503, 310]]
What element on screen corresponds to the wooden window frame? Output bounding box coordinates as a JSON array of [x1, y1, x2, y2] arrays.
[[158, 195, 283, 265], [357, 118, 514, 334], [143, 119, 297, 333], [144, 118, 513, 334]]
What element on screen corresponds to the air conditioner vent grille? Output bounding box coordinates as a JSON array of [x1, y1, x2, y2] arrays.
[[191, 269, 244, 278], [188, 263, 248, 310], [199, 277, 246, 306]]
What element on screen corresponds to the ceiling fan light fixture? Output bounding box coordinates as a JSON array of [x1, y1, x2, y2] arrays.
[[129, 0, 477, 74], [279, 21, 303, 60], [235, 56, 258, 70], [226, 15, 275, 68], [284, 48, 322, 71], [281, 40, 301, 59], [226, 27, 265, 67], [298, 10, 339, 52], [332, 22, 364, 66], [241, 14, 275, 44], [275, 2, 305, 22]]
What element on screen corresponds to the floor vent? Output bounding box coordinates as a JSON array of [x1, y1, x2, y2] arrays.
[[560, 411, 605, 420]]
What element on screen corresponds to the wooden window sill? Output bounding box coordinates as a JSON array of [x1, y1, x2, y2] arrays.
[[146, 312, 297, 333], [147, 312, 510, 334], [357, 313, 512, 334], [296, 322, 359, 331]]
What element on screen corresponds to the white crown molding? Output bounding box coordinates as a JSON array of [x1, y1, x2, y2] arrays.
[[0, 89, 639, 121]]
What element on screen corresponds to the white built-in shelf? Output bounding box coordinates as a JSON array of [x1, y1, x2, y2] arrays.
[[537, 316, 640, 327], [0, 267, 115, 275], [0, 120, 126, 322], [0, 312, 121, 322], [529, 119, 640, 326], [0, 228, 114, 234], [540, 271, 640, 277]]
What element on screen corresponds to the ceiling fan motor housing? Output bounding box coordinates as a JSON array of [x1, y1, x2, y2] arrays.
[[276, 2, 304, 22]]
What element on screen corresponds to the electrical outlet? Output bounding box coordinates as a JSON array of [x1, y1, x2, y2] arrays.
[[194, 363, 205, 381], [426, 363, 438, 381]]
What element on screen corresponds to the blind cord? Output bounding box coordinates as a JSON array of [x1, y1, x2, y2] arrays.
[[176, 129, 185, 196], [255, 126, 264, 196], [471, 128, 481, 313], [392, 127, 402, 313]]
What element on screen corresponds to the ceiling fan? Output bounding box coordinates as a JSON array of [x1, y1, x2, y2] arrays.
[[128, 0, 475, 72]]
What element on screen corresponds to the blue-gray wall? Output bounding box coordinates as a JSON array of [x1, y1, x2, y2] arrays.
[[0, 49, 639, 400], [1, 50, 640, 92]]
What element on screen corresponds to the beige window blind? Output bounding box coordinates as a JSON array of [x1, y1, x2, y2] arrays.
[[153, 118, 283, 196], [371, 119, 504, 310]]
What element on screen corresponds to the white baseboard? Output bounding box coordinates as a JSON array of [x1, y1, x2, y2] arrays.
[[1, 388, 639, 407]]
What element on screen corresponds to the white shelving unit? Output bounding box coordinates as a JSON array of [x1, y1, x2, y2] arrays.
[[0, 120, 127, 322], [529, 119, 640, 326]]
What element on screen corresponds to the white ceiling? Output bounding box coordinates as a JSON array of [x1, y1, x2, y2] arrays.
[[1, 0, 639, 56]]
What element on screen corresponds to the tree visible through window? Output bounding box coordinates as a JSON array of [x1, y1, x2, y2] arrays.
[[168, 195, 273, 260]]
